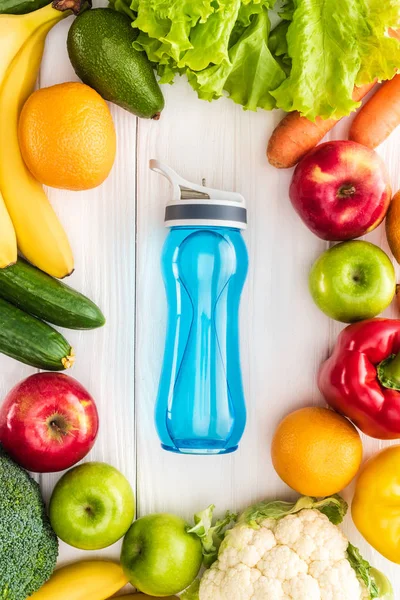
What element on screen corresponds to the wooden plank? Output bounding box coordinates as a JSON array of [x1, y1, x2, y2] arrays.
[[135, 79, 330, 521], [36, 20, 137, 564]]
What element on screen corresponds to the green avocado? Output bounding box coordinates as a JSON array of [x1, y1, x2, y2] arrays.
[[67, 8, 164, 119]]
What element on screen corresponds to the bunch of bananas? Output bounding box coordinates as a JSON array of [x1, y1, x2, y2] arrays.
[[0, 0, 81, 278]]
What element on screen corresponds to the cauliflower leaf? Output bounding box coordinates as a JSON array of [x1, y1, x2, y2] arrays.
[[241, 494, 347, 527], [187, 505, 237, 567], [347, 544, 380, 599]]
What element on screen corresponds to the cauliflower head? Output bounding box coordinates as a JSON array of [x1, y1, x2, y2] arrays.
[[199, 509, 369, 600]]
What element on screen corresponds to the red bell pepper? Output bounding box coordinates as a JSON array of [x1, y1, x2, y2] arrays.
[[319, 318, 400, 439]]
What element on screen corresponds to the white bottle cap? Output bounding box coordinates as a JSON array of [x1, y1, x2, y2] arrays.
[[150, 160, 247, 229]]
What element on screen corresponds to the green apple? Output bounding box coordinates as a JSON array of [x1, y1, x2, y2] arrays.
[[309, 240, 395, 323], [49, 462, 135, 550], [121, 514, 203, 596]]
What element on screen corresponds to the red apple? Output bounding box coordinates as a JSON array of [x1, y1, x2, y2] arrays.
[[0, 373, 99, 473], [289, 141, 392, 241]]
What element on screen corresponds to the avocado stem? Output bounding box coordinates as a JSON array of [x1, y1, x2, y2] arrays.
[[52, 0, 90, 15]]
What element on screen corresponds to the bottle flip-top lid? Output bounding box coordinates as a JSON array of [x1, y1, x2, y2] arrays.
[[150, 160, 247, 229]]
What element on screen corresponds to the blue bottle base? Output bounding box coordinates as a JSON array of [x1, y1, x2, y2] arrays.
[[161, 442, 238, 456]]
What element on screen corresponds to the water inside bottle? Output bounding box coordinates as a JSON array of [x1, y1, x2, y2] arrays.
[[156, 227, 248, 455]]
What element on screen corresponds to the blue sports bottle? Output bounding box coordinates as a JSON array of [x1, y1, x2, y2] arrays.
[[151, 160, 248, 455]]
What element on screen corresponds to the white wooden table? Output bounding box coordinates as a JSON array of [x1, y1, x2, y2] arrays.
[[2, 14, 400, 597]]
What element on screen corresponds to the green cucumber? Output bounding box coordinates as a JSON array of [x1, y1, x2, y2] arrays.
[[0, 298, 74, 370], [0, 258, 105, 329]]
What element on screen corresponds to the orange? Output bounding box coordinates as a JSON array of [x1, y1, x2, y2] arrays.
[[18, 82, 116, 191], [271, 407, 362, 497], [386, 190, 400, 265]]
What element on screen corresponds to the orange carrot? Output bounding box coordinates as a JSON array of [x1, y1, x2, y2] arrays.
[[267, 82, 376, 169], [349, 74, 400, 149]]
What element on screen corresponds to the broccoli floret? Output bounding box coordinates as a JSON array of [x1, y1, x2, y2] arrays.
[[0, 448, 58, 599]]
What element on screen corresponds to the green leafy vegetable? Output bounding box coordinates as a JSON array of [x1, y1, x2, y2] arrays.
[[345, 545, 395, 599], [188, 8, 286, 110], [279, 0, 294, 20], [110, 0, 400, 120], [268, 19, 291, 73], [271, 0, 400, 120], [177, 0, 241, 72], [108, 0, 135, 19], [347, 544, 379, 599], [187, 504, 237, 567], [132, 0, 216, 67], [241, 494, 348, 527], [127, 0, 287, 111], [315, 494, 348, 524]]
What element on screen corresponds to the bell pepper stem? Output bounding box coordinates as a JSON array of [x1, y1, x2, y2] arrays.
[[377, 353, 400, 391]]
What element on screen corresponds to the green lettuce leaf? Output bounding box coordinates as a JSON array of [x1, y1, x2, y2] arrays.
[[108, 0, 135, 19], [271, 0, 400, 120], [356, 0, 400, 85], [110, 0, 400, 119], [188, 8, 286, 110], [131, 0, 276, 77], [268, 19, 291, 73], [132, 0, 215, 65], [239, 0, 277, 26], [177, 0, 241, 71], [279, 0, 294, 20]]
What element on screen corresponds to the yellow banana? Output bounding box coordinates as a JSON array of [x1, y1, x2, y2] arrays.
[[0, 3, 77, 271], [0, 4, 64, 83], [29, 561, 128, 600], [0, 6, 46, 266], [0, 4, 75, 278], [0, 10, 31, 268], [0, 191, 17, 268]]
